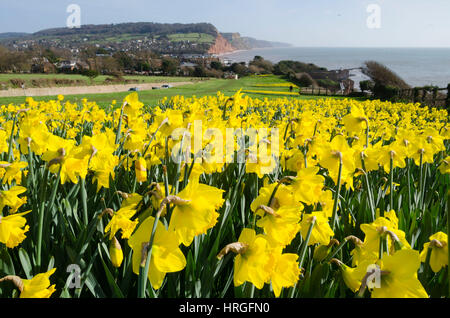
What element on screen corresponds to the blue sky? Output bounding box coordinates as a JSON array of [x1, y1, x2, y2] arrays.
[[0, 0, 449, 47]]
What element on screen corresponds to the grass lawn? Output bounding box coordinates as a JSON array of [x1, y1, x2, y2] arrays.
[[0, 75, 363, 108], [167, 33, 215, 43], [0, 73, 197, 89]]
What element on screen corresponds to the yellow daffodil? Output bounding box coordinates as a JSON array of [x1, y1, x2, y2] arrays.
[[420, 232, 448, 273], [218, 228, 272, 289], [104, 205, 139, 240], [269, 248, 301, 297], [168, 178, 224, 246], [128, 216, 186, 290], [299, 212, 334, 246], [0, 185, 27, 213], [0, 210, 31, 248]]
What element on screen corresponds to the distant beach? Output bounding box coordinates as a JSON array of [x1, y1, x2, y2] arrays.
[[222, 47, 450, 88]]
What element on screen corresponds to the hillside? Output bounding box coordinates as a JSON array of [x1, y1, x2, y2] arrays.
[[221, 33, 292, 50], [0, 32, 29, 39], [0, 22, 291, 54]]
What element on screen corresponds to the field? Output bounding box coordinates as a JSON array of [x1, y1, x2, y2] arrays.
[[0, 74, 194, 90], [0, 74, 448, 299], [0, 75, 357, 108], [167, 33, 216, 43]]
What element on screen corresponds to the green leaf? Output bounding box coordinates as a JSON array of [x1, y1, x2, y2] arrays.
[[98, 245, 125, 298], [18, 248, 33, 279], [47, 256, 55, 272], [0, 249, 15, 276]]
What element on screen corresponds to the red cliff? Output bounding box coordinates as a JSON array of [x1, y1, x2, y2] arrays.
[[208, 33, 236, 54]]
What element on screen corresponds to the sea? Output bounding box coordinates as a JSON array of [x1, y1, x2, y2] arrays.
[[221, 47, 450, 89]]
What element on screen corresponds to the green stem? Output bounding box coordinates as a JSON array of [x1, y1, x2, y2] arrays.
[[47, 167, 61, 213], [137, 212, 161, 298], [331, 158, 343, 231], [303, 146, 308, 168], [80, 178, 89, 226], [407, 158, 412, 214], [36, 167, 49, 271], [361, 158, 375, 221], [289, 217, 316, 298], [323, 238, 349, 264], [419, 152, 424, 211], [421, 164, 428, 212], [26, 145, 35, 189], [6, 112, 20, 162], [423, 246, 432, 280], [379, 236, 384, 260], [114, 103, 125, 148], [389, 156, 394, 212]]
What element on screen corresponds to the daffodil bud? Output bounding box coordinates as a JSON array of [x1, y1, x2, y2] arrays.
[[313, 244, 331, 262], [135, 157, 147, 183], [109, 237, 123, 268]]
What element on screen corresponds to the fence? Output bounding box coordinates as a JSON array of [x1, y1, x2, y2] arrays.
[[299, 84, 450, 110], [396, 84, 450, 109], [298, 87, 346, 97]]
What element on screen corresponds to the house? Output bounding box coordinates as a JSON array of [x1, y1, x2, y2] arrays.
[[31, 57, 56, 74], [57, 60, 87, 72], [179, 62, 197, 76], [221, 58, 233, 67], [180, 62, 197, 68], [57, 60, 78, 71], [224, 72, 238, 80]]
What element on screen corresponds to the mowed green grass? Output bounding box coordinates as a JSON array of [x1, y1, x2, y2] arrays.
[[167, 33, 216, 43], [0, 73, 197, 89], [0, 75, 362, 108]]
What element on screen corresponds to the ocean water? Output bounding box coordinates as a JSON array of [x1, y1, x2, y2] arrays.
[[222, 47, 450, 89]]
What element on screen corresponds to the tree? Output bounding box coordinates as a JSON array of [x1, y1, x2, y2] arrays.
[[161, 58, 179, 75], [362, 61, 409, 89], [43, 49, 59, 64], [231, 63, 249, 76], [359, 80, 375, 93], [296, 73, 315, 87], [249, 56, 273, 74], [210, 61, 223, 71], [194, 65, 207, 77], [81, 69, 100, 84]]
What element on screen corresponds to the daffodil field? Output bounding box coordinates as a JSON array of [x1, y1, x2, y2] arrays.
[[0, 91, 449, 298]]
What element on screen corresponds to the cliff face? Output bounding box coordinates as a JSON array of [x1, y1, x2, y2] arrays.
[[208, 33, 236, 54]]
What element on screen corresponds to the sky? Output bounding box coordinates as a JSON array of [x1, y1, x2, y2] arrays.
[[0, 0, 449, 47]]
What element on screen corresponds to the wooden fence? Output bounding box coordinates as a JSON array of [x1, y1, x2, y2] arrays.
[[300, 84, 450, 110], [397, 84, 450, 109], [298, 87, 345, 97]]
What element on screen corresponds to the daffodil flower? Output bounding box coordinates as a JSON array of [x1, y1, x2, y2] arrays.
[[0, 210, 31, 248], [0, 185, 27, 213], [420, 232, 448, 273], [128, 216, 186, 290], [269, 248, 301, 297], [299, 212, 334, 246], [218, 228, 272, 289], [20, 268, 57, 298], [168, 178, 224, 246], [104, 205, 139, 240]]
